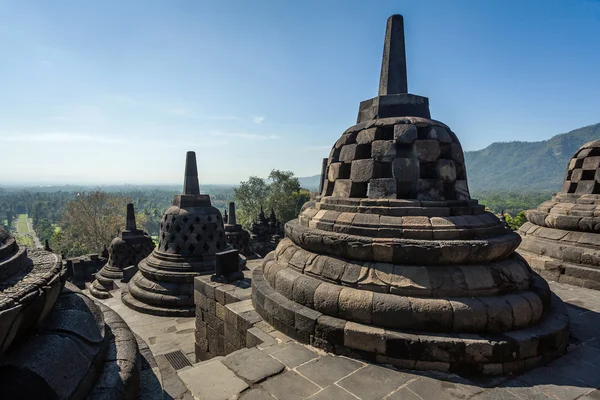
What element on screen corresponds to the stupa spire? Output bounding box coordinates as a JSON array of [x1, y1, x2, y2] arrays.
[[228, 202, 237, 225], [125, 203, 137, 231], [378, 14, 408, 96], [183, 151, 200, 195]]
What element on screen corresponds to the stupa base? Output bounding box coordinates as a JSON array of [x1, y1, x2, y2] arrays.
[[121, 291, 195, 317], [251, 266, 569, 376], [0, 283, 143, 399]]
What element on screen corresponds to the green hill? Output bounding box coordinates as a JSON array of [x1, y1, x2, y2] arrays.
[[464, 123, 600, 192]]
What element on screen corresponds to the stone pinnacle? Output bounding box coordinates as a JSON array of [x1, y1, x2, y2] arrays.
[[378, 14, 408, 96], [183, 151, 200, 195], [228, 202, 237, 225], [125, 203, 137, 231], [319, 158, 328, 194]]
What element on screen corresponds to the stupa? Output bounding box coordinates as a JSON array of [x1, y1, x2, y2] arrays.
[[90, 203, 155, 299], [519, 139, 600, 289], [0, 226, 146, 398], [123, 151, 228, 316], [224, 202, 251, 256], [251, 15, 569, 375]]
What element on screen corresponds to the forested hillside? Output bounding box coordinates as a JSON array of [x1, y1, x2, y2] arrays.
[[464, 123, 600, 191]]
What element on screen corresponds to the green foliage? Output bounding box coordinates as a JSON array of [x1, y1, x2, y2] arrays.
[[234, 170, 311, 230], [504, 211, 527, 231], [465, 122, 600, 191], [472, 190, 553, 216]]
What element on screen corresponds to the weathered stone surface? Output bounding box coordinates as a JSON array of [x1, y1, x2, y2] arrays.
[[223, 348, 284, 383]]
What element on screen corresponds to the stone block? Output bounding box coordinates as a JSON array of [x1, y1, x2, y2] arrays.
[[122, 265, 137, 283], [417, 179, 444, 201], [450, 143, 464, 162], [223, 348, 284, 383], [295, 307, 322, 334], [392, 157, 420, 183], [339, 143, 370, 162], [480, 297, 514, 331], [394, 124, 418, 143], [350, 159, 382, 182], [413, 140, 441, 162], [292, 276, 321, 308], [454, 180, 470, 200], [315, 315, 346, 346], [371, 140, 397, 162], [437, 159, 456, 182], [367, 178, 397, 198], [313, 283, 342, 315], [449, 298, 487, 332], [357, 127, 383, 144], [372, 292, 413, 328], [583, 156, 600, 170], [427, 126, 452, 143], [409, 297, 453, 330], [321, 257, 347, 281], [344, 322, 386, 354], [391, 265, 432, 296], [246, 327, 276, 349], [338, 288, 373, 324], [327, 162, 350, 181], [332, 179, 367, 198]]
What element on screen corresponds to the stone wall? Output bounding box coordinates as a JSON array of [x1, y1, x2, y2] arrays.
[[193, 264, 277, 361], [64, 253, 106, 289]]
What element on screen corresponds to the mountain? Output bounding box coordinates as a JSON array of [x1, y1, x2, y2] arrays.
[[298, 175, 321, 191], [464, 123, 600, 192]]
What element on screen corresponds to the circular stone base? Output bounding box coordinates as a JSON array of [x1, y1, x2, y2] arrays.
[[121, 291, 195, 317], [251, 266, 569, 376]]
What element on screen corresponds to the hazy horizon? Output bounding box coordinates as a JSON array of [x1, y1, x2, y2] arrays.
[[1, 0, 599, 185]]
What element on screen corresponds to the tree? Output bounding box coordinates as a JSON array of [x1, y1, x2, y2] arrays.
[[234, 176, 270, 229], [55, 191, 131, 257], [234, 170, 311, 230], [504, 211, 528, 231]]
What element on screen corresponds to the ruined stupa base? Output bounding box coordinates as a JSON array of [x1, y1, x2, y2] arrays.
[[0, 281, 146, 399]]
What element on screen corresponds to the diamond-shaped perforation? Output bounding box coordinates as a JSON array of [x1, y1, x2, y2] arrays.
[[201, 224, 207, 232], [182, 216, 188, 223], [207, 215, 212, 222], [188, 244, 195, 253], [208, 233, 214, 241], [171, 216, 176, 223], [189, 225, 195, 233], [175, 225, 182, 232], [165, 223, 171, 230], [182, 234, 188, 242], [202, 242, 209, 252], [194, 216, 201, 223]]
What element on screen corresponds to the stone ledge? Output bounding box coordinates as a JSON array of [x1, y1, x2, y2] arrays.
[[251, 266, 569, 376]]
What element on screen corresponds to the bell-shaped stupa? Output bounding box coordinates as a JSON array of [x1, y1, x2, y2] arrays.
[[519, 139, 600, 289], [90, 203, 155, 299], [251, 15, 569, 376], [123, 151, 228, 316]]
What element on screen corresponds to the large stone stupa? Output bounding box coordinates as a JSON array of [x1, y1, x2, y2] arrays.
[[251, 15, 570, 376], [519, 139, 600, 289], [123, 151, 228, 316], [0, 227, 146, 399], [90, 203, 155, 299]]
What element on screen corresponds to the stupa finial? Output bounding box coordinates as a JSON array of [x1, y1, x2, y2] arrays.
[[378, 14, 408, 96], [125, 203, 137, 231], [228, 202, 237, 225], [183, 151, 200, 195]]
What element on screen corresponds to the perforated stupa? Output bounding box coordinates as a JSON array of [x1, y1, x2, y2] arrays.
[[123, 151, 228, 316], [251, 14, 570, 376], [519, 139, 600, 289]]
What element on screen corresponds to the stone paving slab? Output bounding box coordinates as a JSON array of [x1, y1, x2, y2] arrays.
[[92, 280, 600, 400], [223, 348, 285, 383], [178, 358, 249, 400]]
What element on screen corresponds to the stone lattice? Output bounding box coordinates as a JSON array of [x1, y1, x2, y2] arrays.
[[122, 151, 230, 316], [519, 139, 600, 289], [251, 14, 569, 376]]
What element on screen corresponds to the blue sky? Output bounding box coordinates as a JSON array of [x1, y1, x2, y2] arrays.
[[1, 0, 599, 185]]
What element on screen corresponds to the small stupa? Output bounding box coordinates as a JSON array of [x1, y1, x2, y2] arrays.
[[89, 203, 155, 299], [122, 151, 228, 316], [251, 14, 569, 376], [519, 139, 600, 289], [224, 202, 251, 256]]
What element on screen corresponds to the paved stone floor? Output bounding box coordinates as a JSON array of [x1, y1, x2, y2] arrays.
[[94, 280, 600, 400]]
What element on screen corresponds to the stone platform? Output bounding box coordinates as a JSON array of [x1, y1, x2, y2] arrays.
[[91, 259, 600, 400]]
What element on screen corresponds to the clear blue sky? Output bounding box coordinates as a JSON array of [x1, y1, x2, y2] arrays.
[[1, 0, 599, 185]]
